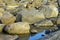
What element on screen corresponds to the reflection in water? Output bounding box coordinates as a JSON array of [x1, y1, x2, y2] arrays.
[[29, 30, 46, 40]]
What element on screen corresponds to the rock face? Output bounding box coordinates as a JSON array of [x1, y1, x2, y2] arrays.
[[17, 9, 45, 24], [4, 22, 30, 34], [0, 34, 18, 40], [1, 12, 16, 24]]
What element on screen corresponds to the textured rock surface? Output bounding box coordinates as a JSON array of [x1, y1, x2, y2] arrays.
[[34, 20, 53, 27], [0, 33, 18, 40], [17, 9, 45, 24], [1, 12, 16, 24], [40, 4, 58, 18], [4, 22, 30, 34]]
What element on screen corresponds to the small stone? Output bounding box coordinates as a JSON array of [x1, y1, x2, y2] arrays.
[[1, 11, 16, 24], [31, 29, 37, 34], [4, 22, 30, 34]]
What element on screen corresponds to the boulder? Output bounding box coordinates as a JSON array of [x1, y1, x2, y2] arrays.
[[40, 4, 58, 18], [4, 22, 30, 34], [34, 20, 53, 27], [1, 11, 16, 24], [17, 9, 45, 24]]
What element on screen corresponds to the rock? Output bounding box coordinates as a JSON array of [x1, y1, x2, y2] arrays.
[[47, 31, 60, 40], [4, 22, 30, 34], [6, 3, 19, 10], [0, 24, 5, 32], [1, 11, 16, 24], [40, 4, 58, 18], [34, 20, 53, 27], [17, 9, 45, 24], [30, 29, 37, 34], [58, 0, 60, 6], [0, 0, 3, 3], [0, 8, 4, 19], [32, 0, 42, 7], [0, 33, 18, 40], [56, 16, 60, 24]]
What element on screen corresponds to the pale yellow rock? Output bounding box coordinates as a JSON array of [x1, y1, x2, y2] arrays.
[[32, 0, 42, 7], [1, 12, 16, 24], [0, 8, 4, 19], [17, 9, 45, 24], [40, 4, 58, 18], [0, 24, 5, 32], [34, 20, 53, 27], [5, 22, 30, 34]]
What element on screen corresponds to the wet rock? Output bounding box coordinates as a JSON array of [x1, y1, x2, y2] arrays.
[[4, 22, 30, 34], [1, 11, 16, 24], [17, 9, 45, 24], [34, 20, 53, 27], [47, 31, 60, 40], [0, 24, 5, 32], [40, 4, 58, 18], [0, 33, 18, 40]]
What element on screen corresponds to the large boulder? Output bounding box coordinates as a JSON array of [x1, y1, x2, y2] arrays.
[[16, 9, 45, 24], [4, 22, 30, 34], [1, 11, 16, 24], [40, 4, 58, 18]]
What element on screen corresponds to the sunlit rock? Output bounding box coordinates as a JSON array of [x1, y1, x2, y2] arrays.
[[34, 20, 53, 27], [40, 4, 58, 18], [17, 9, 45, 24], [4, 22, 30, 34], [1, 11, 16, 24]]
